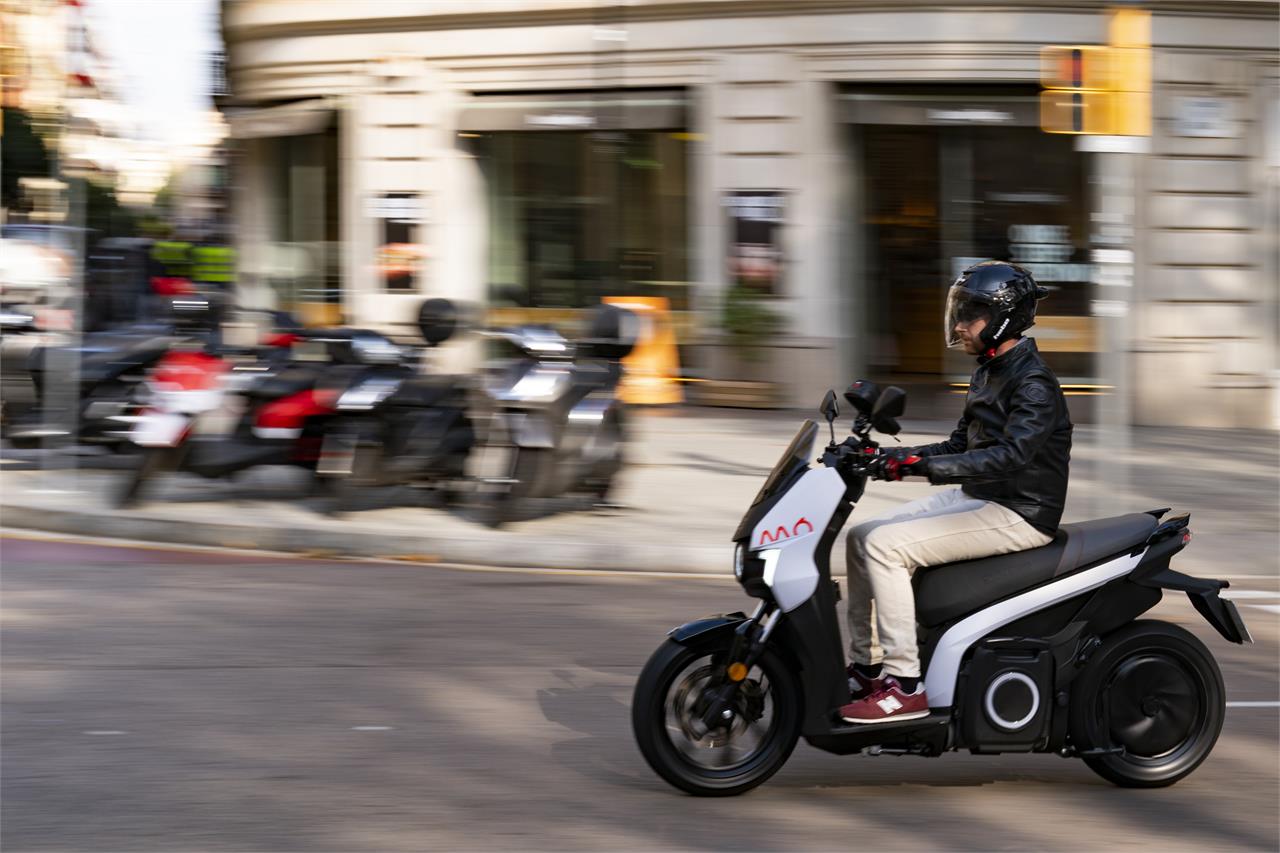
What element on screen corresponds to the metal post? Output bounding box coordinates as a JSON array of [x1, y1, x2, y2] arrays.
[[1079, 135, 1147, 517]]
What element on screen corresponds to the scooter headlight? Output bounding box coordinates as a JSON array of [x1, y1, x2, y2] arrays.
[[734, 544, 771, 599]]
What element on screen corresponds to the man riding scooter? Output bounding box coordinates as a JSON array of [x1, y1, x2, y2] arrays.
[[840, 261, 1071, 724]]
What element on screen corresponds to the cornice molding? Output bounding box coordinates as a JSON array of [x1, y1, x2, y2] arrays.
[[223, 0, 1280, 43]]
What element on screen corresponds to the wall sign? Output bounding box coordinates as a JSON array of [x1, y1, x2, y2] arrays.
[[370, 192, 425, 292], [724, 191, 785, 296]]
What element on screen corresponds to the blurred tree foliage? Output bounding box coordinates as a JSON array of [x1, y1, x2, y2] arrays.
[[2, 108, 138, 237], [1, 108, 53, 211]]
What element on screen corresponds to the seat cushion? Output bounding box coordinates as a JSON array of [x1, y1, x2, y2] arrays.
[[246, 368, 317, 400], [912, 513, 1158, 627]]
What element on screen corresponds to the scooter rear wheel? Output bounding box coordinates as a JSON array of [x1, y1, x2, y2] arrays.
[[1069, 620, 1224, 787], [632, 637, 801, 797]]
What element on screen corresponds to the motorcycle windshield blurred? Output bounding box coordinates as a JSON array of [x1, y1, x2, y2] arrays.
[[732, 420, 818, 541]]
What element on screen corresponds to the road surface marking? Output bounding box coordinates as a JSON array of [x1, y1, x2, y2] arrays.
[[1221, 590, 1280, 599], [83, 730, 127, 735], [1225, 701, 1280, 708], [1245, 604, 1280, 615], [352, 726, 393, 731]]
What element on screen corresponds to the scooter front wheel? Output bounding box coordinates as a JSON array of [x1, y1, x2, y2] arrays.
[[115, 445, 178, 508], [632, 637, 801, 797]]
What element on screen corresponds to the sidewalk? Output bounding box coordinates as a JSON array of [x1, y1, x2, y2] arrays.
[[2, 409, 1277, 577]]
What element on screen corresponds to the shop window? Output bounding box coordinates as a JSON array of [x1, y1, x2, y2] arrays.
[[861, 123, 1091, 382], [478, 130, 690, 313]]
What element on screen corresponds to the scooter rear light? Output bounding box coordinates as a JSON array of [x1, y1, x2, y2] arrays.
[[1182, 531, 1192, 545]]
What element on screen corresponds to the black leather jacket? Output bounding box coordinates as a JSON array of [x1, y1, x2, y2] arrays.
[[910, 338, 1073, 535]]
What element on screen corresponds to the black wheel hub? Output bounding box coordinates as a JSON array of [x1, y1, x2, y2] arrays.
[[1106, 654, 1200, 758]]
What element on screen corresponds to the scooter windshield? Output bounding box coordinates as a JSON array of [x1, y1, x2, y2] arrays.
[[732, 420, 819, 541]]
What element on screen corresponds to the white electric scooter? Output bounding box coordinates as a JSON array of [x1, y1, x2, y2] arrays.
[[631, 382, 1251, 796]]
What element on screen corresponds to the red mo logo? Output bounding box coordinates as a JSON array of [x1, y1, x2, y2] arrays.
[[758, 517, 814, 547]]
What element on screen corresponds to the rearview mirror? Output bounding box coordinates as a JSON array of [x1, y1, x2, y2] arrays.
[[820, 389, 840, 443], [417, 298, 459, 347], [844, 379, 881, 416], [871, 385, 906, 435]]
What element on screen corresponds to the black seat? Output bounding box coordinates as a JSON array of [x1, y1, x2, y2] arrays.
[[245, 368, 317, 400], [388, 375, 463, 408], [912, 513, 1158, 627]]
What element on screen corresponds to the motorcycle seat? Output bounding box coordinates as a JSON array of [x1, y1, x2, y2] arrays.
[[571, 360, 622, 392], [245, 368, 317, 400], [388, 375, 464, 408], [912, 512, 1158, 627]]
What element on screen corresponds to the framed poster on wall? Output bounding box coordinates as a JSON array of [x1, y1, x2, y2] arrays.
[[368, 192, 426, 292], [723, 191, 785, 296]]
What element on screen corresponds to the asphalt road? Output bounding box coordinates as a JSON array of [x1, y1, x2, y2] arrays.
[[3, 536, 1277, 852]]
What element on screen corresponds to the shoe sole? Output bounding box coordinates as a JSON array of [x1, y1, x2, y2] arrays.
[[840, 708, 931, 725]]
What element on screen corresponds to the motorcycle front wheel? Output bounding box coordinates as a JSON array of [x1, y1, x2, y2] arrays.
[[632, 637, 802, 797], [116, 445, 180, 508]]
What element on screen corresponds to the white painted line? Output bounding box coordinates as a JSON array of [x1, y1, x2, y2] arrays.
[[1245, 604, 1280, 615], [1226, 701, 1280, 708], [83, 730, 127, 735], [352, 726, 393, 731], [1221, 590, 1280, 600]]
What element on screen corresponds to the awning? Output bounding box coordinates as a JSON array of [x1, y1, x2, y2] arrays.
[[226, 99, 335, 139], [457, 90, 687, 132], [839, 94, 1039, 127]]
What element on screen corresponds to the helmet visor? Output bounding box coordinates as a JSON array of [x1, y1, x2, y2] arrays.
[[944, 286, 993, 349]]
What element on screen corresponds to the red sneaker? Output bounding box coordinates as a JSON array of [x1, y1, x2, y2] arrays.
[[839, 677, 930, 724], [846, 664, 884, 700]]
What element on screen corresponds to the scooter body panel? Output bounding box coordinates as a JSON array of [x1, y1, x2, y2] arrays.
[[748, 466, 846, 612]]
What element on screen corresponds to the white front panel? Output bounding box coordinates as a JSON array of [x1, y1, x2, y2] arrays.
[[751, 466, 845, 612], [132, 412, 190, 448], [924, 550, 1145, 708]]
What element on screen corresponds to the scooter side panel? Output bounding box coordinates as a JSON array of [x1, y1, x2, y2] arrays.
[[925, 549, 1145, 708], [750, 467, 846, 612]]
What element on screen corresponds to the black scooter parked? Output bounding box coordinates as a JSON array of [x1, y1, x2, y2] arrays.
[[10, 322, 178, 450], [631, 382, 1251, 796], [316, 299, 476, 512]]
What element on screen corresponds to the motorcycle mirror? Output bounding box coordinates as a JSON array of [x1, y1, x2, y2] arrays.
[[843, 379, 881, 416], [870, 385, 906, 435], [417, 298, 459, 347], [819, 389, 839, 443]]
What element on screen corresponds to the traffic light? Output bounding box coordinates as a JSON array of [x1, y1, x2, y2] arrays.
[[1040, 46, 1112, 134], [1039, 8, 1151, 136]]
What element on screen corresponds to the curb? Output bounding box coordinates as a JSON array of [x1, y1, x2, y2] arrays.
[[0, 500, 730, 574]]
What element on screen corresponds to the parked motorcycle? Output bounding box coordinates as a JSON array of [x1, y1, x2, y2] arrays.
[[8, 322, 179, 450], [114, 327, 372, 507], [477, 303, 636, 526], [316, 299, 475, 513], [631, 382, 1251, 796]]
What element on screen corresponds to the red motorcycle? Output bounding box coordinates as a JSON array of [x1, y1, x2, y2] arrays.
[[115, 331, 363, 507]]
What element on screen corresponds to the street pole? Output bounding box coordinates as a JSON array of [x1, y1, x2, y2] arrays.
[[1078, 135, 1146, 517]]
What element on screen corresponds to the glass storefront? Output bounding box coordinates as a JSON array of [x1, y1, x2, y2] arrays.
[[846, 88, 1095, 415], [477, 129, 691, 315], [259, 125, 341, 323]]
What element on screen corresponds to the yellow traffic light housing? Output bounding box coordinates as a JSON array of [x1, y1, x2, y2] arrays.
[[1039, 8, 1151, 136]]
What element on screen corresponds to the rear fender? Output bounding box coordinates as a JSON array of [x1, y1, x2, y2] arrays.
[[1129, 517, 1251, 644]]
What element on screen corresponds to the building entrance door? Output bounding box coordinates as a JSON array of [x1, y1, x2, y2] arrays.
[[845, 90, 1094, 417]]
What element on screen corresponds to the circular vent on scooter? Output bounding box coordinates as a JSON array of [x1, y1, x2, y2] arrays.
[[983, 671, 1040, 731]]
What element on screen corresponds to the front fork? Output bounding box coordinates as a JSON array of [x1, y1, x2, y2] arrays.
[[697, 603, 782, 730]]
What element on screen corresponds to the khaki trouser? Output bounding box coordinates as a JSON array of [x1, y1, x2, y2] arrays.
[[845, 488, 1053, 679]]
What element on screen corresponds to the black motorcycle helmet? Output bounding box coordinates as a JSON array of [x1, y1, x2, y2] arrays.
[[944, 261, 1049, 351]]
